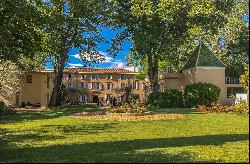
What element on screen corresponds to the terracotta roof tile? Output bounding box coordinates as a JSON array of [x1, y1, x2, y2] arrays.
[[31, 68, 136, 74]]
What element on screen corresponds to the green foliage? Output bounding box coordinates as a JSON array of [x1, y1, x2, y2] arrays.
[[131, 94, 140, 101], [147, 89, 183, 108], [147, 92, 162, 107], [109, 0, 245, 92], [45, 0, 109, 107], [184, 83, 221, 107], [0, 101, 16, 115], [158, 89, 183, 108], [62, 87, 88, 105], [229, 100, 249, 115], [58, 85, 66, 105], [0, 0, 49, 69], [0, 101, 5, 113], [240, 65, 249, 92]]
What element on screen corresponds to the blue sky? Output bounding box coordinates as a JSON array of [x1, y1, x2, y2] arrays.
[[45, 27, 136, 71]]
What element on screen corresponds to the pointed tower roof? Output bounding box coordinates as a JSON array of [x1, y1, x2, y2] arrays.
[[182, 43, 226, 70]]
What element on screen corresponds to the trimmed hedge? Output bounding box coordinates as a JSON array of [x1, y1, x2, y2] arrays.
[[147, 92, 161, 107], [147, 89, 183, 108], [184, 82, 220, 107]]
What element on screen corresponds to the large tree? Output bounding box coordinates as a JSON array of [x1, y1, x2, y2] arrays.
[[109, 0, 248, 92], [43, 0, 108, 107], [0, 0, 48, 69]]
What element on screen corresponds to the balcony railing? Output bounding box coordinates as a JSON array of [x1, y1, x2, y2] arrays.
[[225, 77, 240, 84]]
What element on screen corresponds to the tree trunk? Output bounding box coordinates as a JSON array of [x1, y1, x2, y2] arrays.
[[147, 53, 159, 93], [147, 53, 154, 92], [152, 53, 159, 92], [48, 67, 64, 107], [48, 51, 68, 107]]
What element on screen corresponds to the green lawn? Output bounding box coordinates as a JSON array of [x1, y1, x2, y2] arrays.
[[0, 105, 249, 163]]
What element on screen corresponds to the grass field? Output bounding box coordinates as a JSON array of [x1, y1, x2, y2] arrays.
[[0, 105, 249, 163]]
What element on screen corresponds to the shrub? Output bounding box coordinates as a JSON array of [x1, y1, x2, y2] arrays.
[[147, 92, 162, 107], [62, 87, 88, 105], [197, 102, 229, 113], [107, 103, 150, 113], [147, 90, 183, 108], [197, 100, 249, 116], [228, 100, 249, 115], [158, 89, 183, 108], [0, 101, 16, 115], [0, 101, 5, 113], [184, 82, 221, 107]]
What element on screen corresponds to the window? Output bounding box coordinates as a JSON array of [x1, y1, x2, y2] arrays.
[[68, 74, 72, 78], [133, 81, 136, 89], [47, 75, 50, 89], [68, 83, 72, 88], [121, 83, 126, 88], [47, 93, 50, 104], [27, 75, 32, 83], [106, 94, 112, 100], [106, 74, 112, 80], [81, 74, 87, 79], [120, 74, 125, 79], [92, 74, 99, 80], [80, 94, 87, 103], [227, 87, 245, 98], [135, 81, 139, 90], [92, 83, 100, 90], [107, 83, 112, 90], [81, 82, 87, 89]]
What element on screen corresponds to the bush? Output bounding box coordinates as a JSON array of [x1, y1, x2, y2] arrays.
[[197, 100, 249, 116], [197, 102, 229, 113], [0, 101, 16, 115], [147, 92, 162, 107], [147, 90, 183, 108], [184, 82, 221, 107], [158, 89, 183, 108], [62, 87, 87, 105], [0, 101, 5, 113], [107, 103, 150, 113], [229, 100, 249, 115]]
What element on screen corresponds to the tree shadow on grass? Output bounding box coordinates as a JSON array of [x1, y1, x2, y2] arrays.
[[0, 104, 102, 124], [0, 123, 118, 146], [0, 133, 248, 163]]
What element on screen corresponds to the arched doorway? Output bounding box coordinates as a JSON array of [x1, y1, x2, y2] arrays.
[[93, 95, 99, 104]]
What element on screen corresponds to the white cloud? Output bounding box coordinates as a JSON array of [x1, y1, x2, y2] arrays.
[[71, 51, 113, 63], [68, 63, 83, 68], [72, 54, 81, 60], [110, 61, 139, 72]]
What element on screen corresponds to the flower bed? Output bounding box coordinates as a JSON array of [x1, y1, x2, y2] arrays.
[[105, 103, 150, 114], [70, 113, 184, 121], [197, 101, 249, 115]]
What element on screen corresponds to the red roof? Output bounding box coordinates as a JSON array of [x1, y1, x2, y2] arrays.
[[32, 68, 136, 74], [64, 68, 135, 73]]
